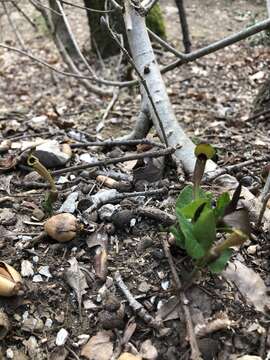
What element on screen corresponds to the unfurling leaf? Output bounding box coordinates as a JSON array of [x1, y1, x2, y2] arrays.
[[176, 209, 205, 259]]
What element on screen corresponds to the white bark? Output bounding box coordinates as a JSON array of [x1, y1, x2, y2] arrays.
[[124, 4, 270, 230], [124, 3, 216, 175], [267, 0, 270, 17]]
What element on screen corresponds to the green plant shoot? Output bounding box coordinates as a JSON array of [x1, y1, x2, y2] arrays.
[[170, 144, 250, 275]]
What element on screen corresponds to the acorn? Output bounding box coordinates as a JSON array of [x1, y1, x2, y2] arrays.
[[44, 213, 78, 242], [0, 262, 23, 297]]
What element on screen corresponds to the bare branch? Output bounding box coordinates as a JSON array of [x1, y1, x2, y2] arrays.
[[0, 43, 137, 88], [61, 0, 117, 14], [141, 0, 159, 14], [101, 14, 169, 147], [10, 0, 37, 30], [162, 17, 270, 72], [2, 0, 26, 49], [174, 0, 191, 53]]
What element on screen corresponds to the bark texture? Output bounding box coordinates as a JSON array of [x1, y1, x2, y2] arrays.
[[84, 1, 166, 58]]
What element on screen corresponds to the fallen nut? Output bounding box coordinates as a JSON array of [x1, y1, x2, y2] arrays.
[[44, 213, 78, 242], [0, 262, 23, 297], [0, 310, 10, 339]]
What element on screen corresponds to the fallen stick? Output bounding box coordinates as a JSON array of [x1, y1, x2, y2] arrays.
[[162, 236, 202, 360], [114, 271, 162, 330], [52, 146, 177, 176]]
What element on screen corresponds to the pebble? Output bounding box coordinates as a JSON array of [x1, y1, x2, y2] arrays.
[[21, 260, 34, 277], [55, 328, 69, 346]]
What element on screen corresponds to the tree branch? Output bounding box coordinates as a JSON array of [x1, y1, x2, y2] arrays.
[[161, 17, 270, 72]]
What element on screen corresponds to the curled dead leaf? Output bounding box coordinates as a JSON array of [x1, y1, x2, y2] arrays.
[[81, 331, 113, 360]]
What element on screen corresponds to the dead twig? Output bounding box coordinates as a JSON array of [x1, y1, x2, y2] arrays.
[[52, 146, 177, 176], [162, 236, 202, 360], [257, 193, 270, 228], [70, 138, 165, 149], [114, 271, 162, 330]]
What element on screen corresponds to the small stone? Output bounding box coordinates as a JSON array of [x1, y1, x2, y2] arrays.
[[56, 328, 69, 346], [21, 260, 34, 277], [45, 318, 53, 328], [32, 275, 43, 282], [83, 300, 98, 310], [138, 281, 151, 293], [32, 208, 45, 221], [38, 266, 52, 278], [34, 140, 72, 168], [77, 334, 90, 346], [58, 192, 79, 213], [247, 245, 258, 255], [6, 349, 14, 359]]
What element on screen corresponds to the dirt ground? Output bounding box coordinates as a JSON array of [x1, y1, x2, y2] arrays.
[[1, 0, 270, 359]]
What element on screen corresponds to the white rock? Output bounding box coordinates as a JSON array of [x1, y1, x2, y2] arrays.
[[38, 266, 52, 278], [59, 191, 79, 213], [56, 328, 69, 346], [32, 275, 43, 283], [45, 318, 53, 328], [21, 260, 34, 277], [6, 349, 14, 359]]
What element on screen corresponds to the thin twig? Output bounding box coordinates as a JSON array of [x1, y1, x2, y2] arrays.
[[247, 108, 270, 122], [29, 0, 62, 16], [0, 42, 136, 88], [162, 237, 202, 360], [141, 0, 159, 14], [256, 193, 270, 228], [10, 0, 38, 30], [205, 159, 259, 182], [51, 146, 177, 176], [174, 0, 191, 53], [261, 171, 270, 199], [69, 138, 165, 149], [114, 271, 162, 329], [101, 16, 169, 147], [161, 17, 270, 73], [61, 0, 116, 13], [2, 0, 26, 49]]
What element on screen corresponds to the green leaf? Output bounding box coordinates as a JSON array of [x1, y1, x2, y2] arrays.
[[193, 208, 216, 251], [180, 199, 209, 219], [208, 249, 232, 273], [215, 192, 230, 219], [176, 209, 205, 259], [176, 185, 212, 218], [176, 185, 193, 209], [170, 225, 185, 248]]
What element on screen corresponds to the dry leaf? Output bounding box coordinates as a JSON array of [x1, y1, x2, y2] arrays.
[[140, 339, 158, 360], [81, 331, 113, 360], [65, 258, 88, 316], [223, 260, 270, 313], [118, 354, 142, 360], [156, 296, 179, 321]]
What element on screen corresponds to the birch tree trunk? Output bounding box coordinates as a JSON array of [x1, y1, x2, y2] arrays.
[[124, 3, 215, 175]]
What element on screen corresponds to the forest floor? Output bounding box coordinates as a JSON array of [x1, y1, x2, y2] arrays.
[[0, 0, 270, 359]]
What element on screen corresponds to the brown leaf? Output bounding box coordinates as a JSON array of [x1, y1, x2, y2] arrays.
[[81, 331, 113, 360], [139, 340, 158, 360], [0, 155, 17, 172], [223, 260, 270, 313], [118, 354, 142, 360], [94, 247, 108, 281]]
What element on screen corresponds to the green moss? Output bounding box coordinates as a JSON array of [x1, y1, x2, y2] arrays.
[[33, 15, 50, 37], [146, 4, 166, 39]]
